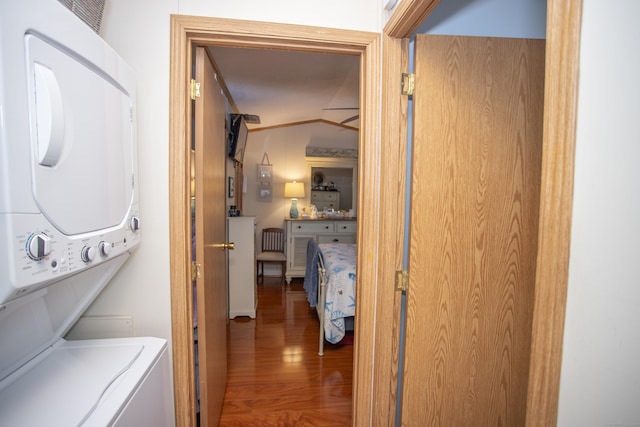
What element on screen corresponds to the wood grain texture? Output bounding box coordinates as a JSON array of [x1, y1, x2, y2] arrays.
[[525, 0, 582, 425], [168, 15, 380, 426], [194, 47, 229, 426], [168, 15, 197, 427], [351, 33, 383, 427], [384, 0, 441, 39], [402, 35, 545, 425], [219, 279, 353, 426], [371, 34, 409, 427]]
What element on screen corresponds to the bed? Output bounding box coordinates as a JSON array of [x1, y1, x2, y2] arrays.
[[303, 240, 357, 356]]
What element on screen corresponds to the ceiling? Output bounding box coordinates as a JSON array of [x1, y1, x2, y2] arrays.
[[207, 46, 361, 130]]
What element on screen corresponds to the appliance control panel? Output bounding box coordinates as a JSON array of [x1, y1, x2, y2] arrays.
[[0, 207, 141, 304]]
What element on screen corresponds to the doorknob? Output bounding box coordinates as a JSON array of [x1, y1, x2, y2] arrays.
[[209, 242, 235, 250]]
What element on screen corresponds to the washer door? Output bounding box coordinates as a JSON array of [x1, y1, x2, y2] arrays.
[[26, 34, 134, 235]]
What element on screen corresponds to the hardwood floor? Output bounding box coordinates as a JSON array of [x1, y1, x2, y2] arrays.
[[218, 277, 354, 426]]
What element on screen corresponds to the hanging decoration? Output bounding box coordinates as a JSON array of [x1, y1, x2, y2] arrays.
[[257, 153, 272, 202]]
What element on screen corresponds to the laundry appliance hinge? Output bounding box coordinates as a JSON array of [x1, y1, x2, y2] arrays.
[[190, 79, 201, 100], [401, 72, 415, 96], [191, 262, 201, 281], [395, 269, 409, 292]]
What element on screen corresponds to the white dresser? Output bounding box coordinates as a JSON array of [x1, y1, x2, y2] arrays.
[[285, 218, 357, 283], [227, 216, 257, 318], [310, 190, 340, 210]]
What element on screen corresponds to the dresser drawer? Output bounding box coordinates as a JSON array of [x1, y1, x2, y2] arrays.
[[318, 234, 355, 244], [323, 192, 339, 201], [289, 221, 334, 233], [311, 191, 339, 201], [335, 221, 357, 233]]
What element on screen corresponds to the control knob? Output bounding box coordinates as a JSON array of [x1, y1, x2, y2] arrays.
[[26, 233, 51, 260], [130, 216, 141, 232], [99, 241, 112, 257], [81, 246, 96, 263]]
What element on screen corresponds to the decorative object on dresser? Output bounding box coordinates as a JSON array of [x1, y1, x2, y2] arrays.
[[228, 216, 258, 318], [256, 228, 287, 285], [285, 218, 357, 283], [284, 181, 305, 218]]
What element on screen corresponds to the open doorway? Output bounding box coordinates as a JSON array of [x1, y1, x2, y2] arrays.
[[196, 43, 362, 423], [168, 16, 383, 426]]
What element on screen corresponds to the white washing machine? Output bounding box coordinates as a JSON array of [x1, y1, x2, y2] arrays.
[[0, 1, 174, 425]]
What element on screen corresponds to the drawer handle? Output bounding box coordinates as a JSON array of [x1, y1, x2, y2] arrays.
[[297, 226, 302, 229], [325, 226, 330, 229], [333, 239, 339, 242]]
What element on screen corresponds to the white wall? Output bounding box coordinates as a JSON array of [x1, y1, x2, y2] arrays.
[[416, 0, 546, 38], [557, 1, 640, 425], [242, 124, 357, 226]]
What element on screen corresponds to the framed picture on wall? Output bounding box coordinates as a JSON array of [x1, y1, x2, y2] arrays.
[[228, 176, 234, 198], [257, 164, 272, 184], [258, 183, 272, 202]]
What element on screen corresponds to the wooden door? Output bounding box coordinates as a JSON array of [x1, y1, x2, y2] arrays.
[[194, 46, 229, 425], [400, 35, 545, 425]]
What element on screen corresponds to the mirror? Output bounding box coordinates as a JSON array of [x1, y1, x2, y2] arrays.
[[307, 157, 358, 213]]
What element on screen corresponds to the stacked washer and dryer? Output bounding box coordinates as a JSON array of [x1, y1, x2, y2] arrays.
[[0, 1, 174, 425]]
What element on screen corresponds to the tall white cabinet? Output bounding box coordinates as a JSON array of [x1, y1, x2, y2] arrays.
[[227, 216, 257, 318]]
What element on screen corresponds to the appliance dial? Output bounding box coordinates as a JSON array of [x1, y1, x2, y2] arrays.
[[26, 233, 51, 260], [81, 246, 96, 263], [130, 216, 141, 232], [99, 241, 112, 257]]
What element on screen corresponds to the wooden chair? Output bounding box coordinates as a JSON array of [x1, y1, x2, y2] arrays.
[[256, 228, 287, 284]]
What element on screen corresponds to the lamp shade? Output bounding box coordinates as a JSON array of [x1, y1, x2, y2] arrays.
[[284, 181, 305, 198]]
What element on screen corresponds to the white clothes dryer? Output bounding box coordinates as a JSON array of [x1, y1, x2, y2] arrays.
[[0, 1, 174, 425]]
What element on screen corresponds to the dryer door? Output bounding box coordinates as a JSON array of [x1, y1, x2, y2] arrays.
[[26, 34, 135, 235]]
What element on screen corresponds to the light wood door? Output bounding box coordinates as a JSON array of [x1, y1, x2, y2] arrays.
[[401, 34, 545, 425], [194, 46, 229, 425]]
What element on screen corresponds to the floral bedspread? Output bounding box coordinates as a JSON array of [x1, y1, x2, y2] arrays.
[[318, 243, 357, 343]]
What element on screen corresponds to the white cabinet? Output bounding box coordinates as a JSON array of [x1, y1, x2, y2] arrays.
[[311, 190, 340, 210], [285, 219, 357, 283], [227, 216, 257, 318]]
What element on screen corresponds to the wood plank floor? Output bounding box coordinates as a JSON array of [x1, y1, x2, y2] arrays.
[[218, 277, 353, 426]]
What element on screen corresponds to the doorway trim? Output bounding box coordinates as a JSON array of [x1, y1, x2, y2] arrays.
[[374, 0, 582, 425], [168, 15, 380, 426]]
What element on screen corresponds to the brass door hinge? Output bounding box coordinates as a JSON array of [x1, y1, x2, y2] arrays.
[[401, 73, 415, 96], [395, 269, 408, 292], [191, 262, 201, 281], [190, 79, 201, 100]]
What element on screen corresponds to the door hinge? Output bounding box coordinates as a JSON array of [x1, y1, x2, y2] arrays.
[[395, 269, 409, 292], [190, 79, 201, 100], [191, 262, 201, 281], [401, 73, 415, 96]]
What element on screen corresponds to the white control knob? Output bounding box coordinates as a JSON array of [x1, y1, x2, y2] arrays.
[[26, 233, 51, 260], [130, 216, 141, 232], [81, 246, 96, 263], [99, 241, 112, 257]]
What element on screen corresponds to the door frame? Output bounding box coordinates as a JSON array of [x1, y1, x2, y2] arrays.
[[168, 0, 582, 424], [374, 0, 583, 425], [168, 16, 381, 426]]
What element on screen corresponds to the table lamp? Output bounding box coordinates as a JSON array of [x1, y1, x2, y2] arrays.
[[284, 181, 305, 218]]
